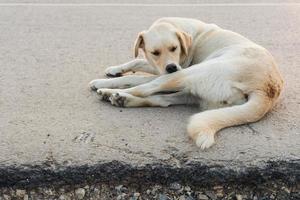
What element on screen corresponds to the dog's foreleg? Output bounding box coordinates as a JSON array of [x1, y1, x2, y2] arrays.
[[187, 93, 273, 149], [108, 91, 197, 107], [97, 71, 186, 99], [122, 71, 186, 97], [89, 75, 158, 90], [105, 59, 159, 77]]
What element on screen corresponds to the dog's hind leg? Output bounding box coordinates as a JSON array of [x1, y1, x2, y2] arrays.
[[89, 75, 158, 90], [187, 92, 273, 149], [105, 59, 159, 77], [108, 91, 197, 107]]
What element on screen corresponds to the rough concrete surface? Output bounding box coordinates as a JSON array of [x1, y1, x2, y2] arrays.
[[0, 0, 299, 189]]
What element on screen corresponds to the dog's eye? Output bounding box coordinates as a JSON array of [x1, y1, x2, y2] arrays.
[[170, 46, 177, 52], [151, 50, 160, 56]]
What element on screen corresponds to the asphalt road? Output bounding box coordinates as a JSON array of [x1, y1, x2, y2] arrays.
[[0, 1, 299, 186]]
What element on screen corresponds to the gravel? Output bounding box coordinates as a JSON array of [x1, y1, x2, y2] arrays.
[[0, 181, 299, 199]]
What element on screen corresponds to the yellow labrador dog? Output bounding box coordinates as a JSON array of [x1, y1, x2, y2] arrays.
[[89, 17, 283, 149]]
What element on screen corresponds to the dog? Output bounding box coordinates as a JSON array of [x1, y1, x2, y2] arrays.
[[89, 17, 283, 149]]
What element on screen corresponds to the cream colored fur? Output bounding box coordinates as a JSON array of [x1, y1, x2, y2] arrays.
[[89, 17, 284, 149]]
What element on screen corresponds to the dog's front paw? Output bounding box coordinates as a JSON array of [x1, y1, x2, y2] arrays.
[[105, 66, 123, 77], [97, 89, 112, 101], [89, 79, 102, 90], [97, 89, 121, 102], [89, 79, 112, 90], [109, 93, 128, 107]]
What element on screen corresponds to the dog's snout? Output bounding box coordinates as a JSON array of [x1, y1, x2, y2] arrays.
[[166, 63, 178, 73]]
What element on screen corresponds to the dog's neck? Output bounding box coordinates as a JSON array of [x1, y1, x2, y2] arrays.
[[180, 23, 222, 67]]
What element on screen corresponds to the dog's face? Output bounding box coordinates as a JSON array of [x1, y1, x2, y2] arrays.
[[134, 23, 192, 74]]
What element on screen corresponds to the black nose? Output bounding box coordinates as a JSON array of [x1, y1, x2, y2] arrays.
[[166, 63, 178, 73]]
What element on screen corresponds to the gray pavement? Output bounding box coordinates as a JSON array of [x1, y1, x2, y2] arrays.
[[0, 1, 299, 187]]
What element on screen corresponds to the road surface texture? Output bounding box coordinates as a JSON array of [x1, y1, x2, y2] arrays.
[[0, 0, 299, 199]]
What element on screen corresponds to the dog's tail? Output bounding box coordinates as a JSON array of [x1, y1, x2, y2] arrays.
[[187, 92, 274, 149]]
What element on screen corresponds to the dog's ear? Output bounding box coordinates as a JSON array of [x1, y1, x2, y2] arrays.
[[134, 31, 145, 58], [176, 31, 192, 56]]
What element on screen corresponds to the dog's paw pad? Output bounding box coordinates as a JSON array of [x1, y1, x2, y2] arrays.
[[196, 132, 215, 149], [90, 85, 97, 90], [96, 89, 102, 95], [110, 93, 127, 107], [89, 80, 99, 90], [105, 67, 123, 77], [106, 72, 122, 77], [97, 89, 110, 102]]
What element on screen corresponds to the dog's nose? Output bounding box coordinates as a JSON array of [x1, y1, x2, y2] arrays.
[[166, 63, 178, 73]]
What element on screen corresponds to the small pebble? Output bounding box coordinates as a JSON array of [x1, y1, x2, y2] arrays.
[[282, 187, 291, 193], [3, 194, 11, 200], [184, 186, 191, 192], [213, 185, 223, 190], [213, 185, 224, 198], [75, 188, 85, 200], [44, 189, 53, 195], [216, 190, 224, 198], [175, 186, 184, 194], [170, 182, 182, 190], [151, 185, 162, 195], [29, 191, 36, 196], [16, 190, 26, 197], [158, 193, 169, 200], [198, 194, 209, 200], [93, 188, 100, 195], [58, 195, 66, 200], [130, 192, 140, 200], [179, 195, 186, 200], [59, 188, 65, 193], [205, 191, 217, 200], [185, 195, 195, 200], [115, 185, 123, 192], [133, 192, 140, 197], [236, 194, 243, 200], [117, 195, 123, 200]]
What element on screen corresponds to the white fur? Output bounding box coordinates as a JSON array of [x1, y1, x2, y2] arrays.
[[104, 59, 159, 76], [89, 17, 284, 149], [196, 132, 215, 150]]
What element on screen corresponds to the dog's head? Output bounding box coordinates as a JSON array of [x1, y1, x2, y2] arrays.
[[134, 23, 192, 74]]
